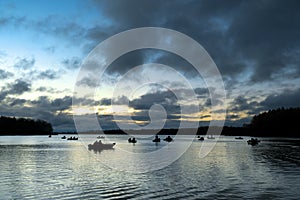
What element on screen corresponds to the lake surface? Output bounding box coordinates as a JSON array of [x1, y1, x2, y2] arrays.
[[0, 135, 299, 199]]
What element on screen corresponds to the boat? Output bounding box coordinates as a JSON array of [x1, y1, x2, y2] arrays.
[[207, 135, 215, 139], [198, 137, 204, 141], [97, 136, 105, 139], [128, 137, 137, 143], [163, 136, 173, 142], [61, 136, 66, 139], [235, 137, 243, 140], [247, 138, 260, 146], [48, 135, 52, 138], [152, 135, 161, 142], [88, 140, 116, 151], [67, 136, 78, 140]]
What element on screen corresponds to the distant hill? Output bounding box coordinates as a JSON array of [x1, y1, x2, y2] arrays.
[[0, 116, 53, 135]]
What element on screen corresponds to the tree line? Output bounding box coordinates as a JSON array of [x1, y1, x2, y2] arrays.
[[0, 116, 53, 135], [0, 107, 299, 137]]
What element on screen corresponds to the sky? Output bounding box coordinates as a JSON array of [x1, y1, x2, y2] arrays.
[[0, 0, 299, 131]]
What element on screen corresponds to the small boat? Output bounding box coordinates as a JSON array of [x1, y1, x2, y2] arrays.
[[163, 136, 173, 142], [152, 135, 161, 142], [198, 137, 204, 141], [128, 137, 137, 143], [97, 136, 105, 139], [67, 136, 78, 140], [88, 140, 116, 151], [207, 135, 215, 139], [61, 136, 66, 139], [235, 137, 243, 140], [247, 138, 260, 146]]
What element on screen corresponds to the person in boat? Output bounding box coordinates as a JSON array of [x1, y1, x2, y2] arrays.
[[198, 136, 204, 141], [93, 140, 102, 146], [164, 136, 173, 142], [153, 135, 160, 142]]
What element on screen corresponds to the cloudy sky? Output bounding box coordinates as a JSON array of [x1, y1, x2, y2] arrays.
[[0, 0, 299, 131]]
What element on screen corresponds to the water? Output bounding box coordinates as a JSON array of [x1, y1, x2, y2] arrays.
[[0, 135, 299, 199]]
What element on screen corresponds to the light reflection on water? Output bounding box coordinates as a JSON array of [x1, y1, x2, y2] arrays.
[[0, 135, 299, 199]]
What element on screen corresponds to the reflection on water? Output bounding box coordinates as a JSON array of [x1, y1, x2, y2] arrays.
[[0, 135, 299, 199]]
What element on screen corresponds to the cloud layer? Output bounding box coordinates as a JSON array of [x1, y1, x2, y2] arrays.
[[0, 0, 299, 131]]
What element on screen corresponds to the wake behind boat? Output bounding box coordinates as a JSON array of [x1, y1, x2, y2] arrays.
[[88, 140, 116, 151]]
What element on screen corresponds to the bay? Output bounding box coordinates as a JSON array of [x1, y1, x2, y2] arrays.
[[0, 135, 299, 199]]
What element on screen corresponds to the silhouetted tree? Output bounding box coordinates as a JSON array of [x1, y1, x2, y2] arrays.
[[248, 107, 300, 137], [0, 116, 53, 135]]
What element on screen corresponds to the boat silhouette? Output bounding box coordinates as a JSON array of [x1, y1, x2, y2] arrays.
[[163, 136, 173, 142], [88, 140, 116, 151], [152, 135, 161, 142], [128, 137, 137, 143]]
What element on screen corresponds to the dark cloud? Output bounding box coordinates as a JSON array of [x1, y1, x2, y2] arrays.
[[129, 90, 178, 110], [227, 0, 300, 82], [0, 91, 8, 101], [76, 77, 99, 87], [62, 57, 81, 69], [7, 79, 31, 95], [2, 1, 298, 86], [113, 95, 129, 105], [13, 57, 35, 69], [9, 98, 26, 106], [105, 49, 151, 75], [36, 86, 49, 92], [227, 114, 240, 119], [37, 70, 60, 80], [0, 69, 13, 79], [229, 95, 261, 113], [35, 86, 69, 94], [1, 0, 299, 130], [87, 0, 300, 85], [0, 16, 26, 27], [3, 0, 298, 85], [260, 88, 300, 109], [194, 87, 210, 98], [30, 96, 72, 112], [100, 98, 111, 106]]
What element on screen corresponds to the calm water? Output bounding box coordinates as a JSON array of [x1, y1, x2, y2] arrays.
[[0, 135, 299, 199]]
